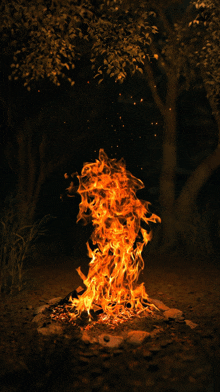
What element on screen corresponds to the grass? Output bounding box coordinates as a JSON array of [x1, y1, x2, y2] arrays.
[[0, 196, 54, 294]]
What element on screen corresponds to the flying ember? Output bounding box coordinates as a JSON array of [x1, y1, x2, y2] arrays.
[[67, 149, 161, 325]]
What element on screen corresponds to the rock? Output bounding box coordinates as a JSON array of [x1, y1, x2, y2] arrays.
[[185, 319, 198, 329], [164, 308, 183, 320], [149, 345, 161, 353], [160, 339, 173, 348], [142, 349, 152, 359], [175, 316, 186, 323], [126, 330, 151, 345], [128, 360, 139, 370], [112, 349, 123, 356], [79, 356, 90, 364], [33, 304, 49, 315], [48, 297, 63, 305], [98, 334, 124, 348], [150, 327, 163, 337], [100, 353, 111, 360], [81, 330, 98, 345], [79, 350, 96, 358], [148, 298, 170, 311], [37, 323, 63, 336], [32, 313, 48, 325]]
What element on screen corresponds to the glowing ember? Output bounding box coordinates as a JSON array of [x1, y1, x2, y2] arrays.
[[67, 149, 161, 324]]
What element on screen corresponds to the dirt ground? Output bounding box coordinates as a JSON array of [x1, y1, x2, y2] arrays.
[[0, 242, 220, 392]]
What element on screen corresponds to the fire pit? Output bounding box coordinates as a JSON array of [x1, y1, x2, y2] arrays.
[[64, 149, 161, 326], [33, 150, 197, 343]]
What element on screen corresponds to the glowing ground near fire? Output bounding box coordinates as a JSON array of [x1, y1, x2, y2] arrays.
[[65, 149, 161, 325]]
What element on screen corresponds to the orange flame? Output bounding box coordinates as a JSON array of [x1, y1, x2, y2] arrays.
[[68, 149, 161, 324]]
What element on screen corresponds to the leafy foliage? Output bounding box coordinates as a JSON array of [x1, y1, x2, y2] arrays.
[[0, 0, 158, 89], [0, 0, 93, 89], [174, 0, 220, 115], [88, 1, 157, 83]]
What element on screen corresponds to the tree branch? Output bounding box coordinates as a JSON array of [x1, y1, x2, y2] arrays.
[[143, 56, 166, 116]]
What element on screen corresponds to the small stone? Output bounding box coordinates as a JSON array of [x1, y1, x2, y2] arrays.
[[185, 319, 198, 329], [79, 350, 95, 358], [113, 349, 123, 356], [79, 356, 90, 364], [103, 335, 110, 342], [164, 308, 183, 320], [32, 313, 47, 325], [37, 323, 63, 336], [98, 334, 124, 348], [148, 298, 170, 311], [142, 349, 152, 359], [81, 330, 98, 344], [33, 304, 49, 315], [149, 345, 161, 353], [126, 330, 151, 345], [128, 360, 139, 370], [91, 349, 100, 356], [150, 327, 163, 338], [100, 353, 111, 360], [176, 316, 185, 323], [160, 339, 173, 348], [48, 297, 63, 305]]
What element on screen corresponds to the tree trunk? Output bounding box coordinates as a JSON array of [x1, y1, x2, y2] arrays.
[[157, 73, 179, 250], [175, 145, 220, 217], [173, 68, 220, 253], [143, 56, 179, 248], [16, 124, 47, 225]]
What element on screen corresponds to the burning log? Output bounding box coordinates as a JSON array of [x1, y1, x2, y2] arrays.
[[66, 149, 161, 325]]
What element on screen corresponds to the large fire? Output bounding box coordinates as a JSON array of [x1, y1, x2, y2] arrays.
[[66, 149, 161, 325]]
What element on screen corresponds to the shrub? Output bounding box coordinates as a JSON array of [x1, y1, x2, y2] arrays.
[[0, 196, 53, 294]]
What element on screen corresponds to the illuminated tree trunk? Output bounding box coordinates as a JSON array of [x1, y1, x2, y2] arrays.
[[175, 145, 220, 219], [144, 49, 220, 253], [158, 74, 178, 250], [174, 69, 220, 252], [144, 56, 179, 250]]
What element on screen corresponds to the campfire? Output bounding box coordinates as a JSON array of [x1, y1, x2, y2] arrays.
[[65, 149, 161, 326]]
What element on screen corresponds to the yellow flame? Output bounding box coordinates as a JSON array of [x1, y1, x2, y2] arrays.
[[68, 149, 161, 323]]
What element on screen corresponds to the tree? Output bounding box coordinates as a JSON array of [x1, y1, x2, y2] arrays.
[[177, 0, 220, 127], [1, 0, 219, 252], [85, 0, 208, 251], [0, 0, 157, 224], [171, 0, 220, 250], [86, 0, 220, 253]]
